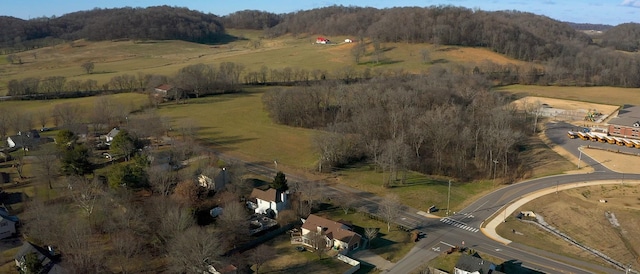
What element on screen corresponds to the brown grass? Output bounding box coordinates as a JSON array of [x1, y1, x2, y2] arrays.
[[498, 85, 640, 107], [498, 185, 640, 270]]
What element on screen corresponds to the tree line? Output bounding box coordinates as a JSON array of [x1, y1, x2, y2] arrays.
[[263, 70, 535, 183], [0, 6, 225, 52]]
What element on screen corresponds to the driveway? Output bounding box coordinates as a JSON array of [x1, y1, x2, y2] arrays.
[[350, 249, 395, 272]]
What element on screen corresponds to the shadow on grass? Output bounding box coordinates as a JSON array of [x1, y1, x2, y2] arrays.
[[430, 58, 449, 64], [369, 237, 396, 250], [359, 60, 404, 66], [0, 192, 23, 205], [500, 259, 545, 274], [353, 261, 376, 274]]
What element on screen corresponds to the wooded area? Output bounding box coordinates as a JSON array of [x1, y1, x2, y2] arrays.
[[0, 5, 225, 50], [263, 71, 530, 183]]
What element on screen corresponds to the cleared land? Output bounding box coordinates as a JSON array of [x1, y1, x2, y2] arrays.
[[498, 185, 640, 270], [512, 96, 619, 122], [499, 85, 640, 107]]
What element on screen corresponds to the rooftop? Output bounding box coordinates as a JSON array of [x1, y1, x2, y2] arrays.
[[609, 105, 640, 127]]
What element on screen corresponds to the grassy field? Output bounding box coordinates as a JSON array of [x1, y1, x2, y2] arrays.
[[0, 29, 527, 95], [497, 85, 640, 107], [497, 185, 640, 271], [0, 92, 148, 128], [258, 234, 352, 274]]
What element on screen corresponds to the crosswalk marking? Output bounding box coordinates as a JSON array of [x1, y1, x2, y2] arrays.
[[440, 217, 479, 233]]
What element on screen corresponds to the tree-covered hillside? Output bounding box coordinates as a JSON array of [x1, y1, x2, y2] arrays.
[[0, 6, 225, 49]]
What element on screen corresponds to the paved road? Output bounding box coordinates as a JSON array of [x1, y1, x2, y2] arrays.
[[387, 122, 638, 274], [211, 121, 635, 273]]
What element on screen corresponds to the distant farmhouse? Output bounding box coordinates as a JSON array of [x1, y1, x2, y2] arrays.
[[153, 84, 179, 101], [316, 37, 330, 44], [608, 105, 640, 139]]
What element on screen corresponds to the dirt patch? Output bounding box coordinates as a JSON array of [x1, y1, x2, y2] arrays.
[[581, 147, 640, 174], [512, 96, 619, 125]]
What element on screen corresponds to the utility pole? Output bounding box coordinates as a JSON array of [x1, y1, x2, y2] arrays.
[[493, 160, 499, 182], [447, 180, 451, 217]]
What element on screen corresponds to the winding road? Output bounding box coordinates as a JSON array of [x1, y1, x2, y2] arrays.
[[214, 121, 635, 273], [387, 122, 638, 274]]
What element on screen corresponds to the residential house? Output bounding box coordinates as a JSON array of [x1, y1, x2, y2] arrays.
[[197, 168, 229, 192], [7, 130, 41, 150], [249, 187, 288, 218], [153, 84, 181, 101], [14, 242, 64, 274], [105, 127, 120, 143], [0, 207, 18, 239], [608, 105, 640, 139], [454, 253, 504, 274], [300, 214, 361, 253]]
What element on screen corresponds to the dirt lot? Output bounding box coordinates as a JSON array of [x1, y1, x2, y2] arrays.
[[512, 96, 619, 125]]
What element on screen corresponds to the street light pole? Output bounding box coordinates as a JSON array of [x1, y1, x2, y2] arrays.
[[577, 149, 582, 169], [447, 180, 451, 217]]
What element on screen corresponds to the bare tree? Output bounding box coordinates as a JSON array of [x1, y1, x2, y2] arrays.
[[67, 176, 102, 216], [420, 48, 430, 64], [364, 227, 379, 248], [168, 227, 224, 273], [308, 231, 328, 259], [291, 181, 323, 216], [218, 201, 249, 248], [81, 62, 95, 74], [332, 191, 355, 215], [61, 218, 104, 273], [33, 148, 59, 189], [147, 165, 177, 196], [155, 199, 195, 242], [111, 231, 143, 274], [380, 193, 402, 232], [250, 244, 275, 274]]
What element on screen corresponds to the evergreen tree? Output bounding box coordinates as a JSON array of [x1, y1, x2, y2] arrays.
[[270, 171, 288, 191]]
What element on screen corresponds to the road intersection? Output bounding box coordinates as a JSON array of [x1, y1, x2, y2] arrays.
[[215, 121, 635, 273]]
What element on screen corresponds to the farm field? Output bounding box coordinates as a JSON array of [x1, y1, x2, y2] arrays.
[[497, 184, 640, 271], [0, 28, 528, 95]]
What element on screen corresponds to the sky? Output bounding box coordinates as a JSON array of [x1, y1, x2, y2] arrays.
[[2, 0, 639, 26]]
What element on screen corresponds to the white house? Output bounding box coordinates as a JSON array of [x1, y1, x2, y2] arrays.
[[0, 207, 18, 239], [105, 128, 120, 143], [300, 214, 361, 253], [454, 254, 501, 274], [249, 188, 288, 217]]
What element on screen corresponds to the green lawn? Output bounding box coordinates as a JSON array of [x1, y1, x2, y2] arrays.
[[260, 234, 352, 274], [335, 164, 496, 213], [158, 88, 319, 170]]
